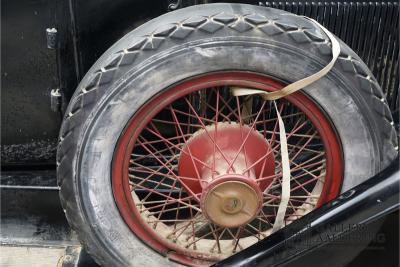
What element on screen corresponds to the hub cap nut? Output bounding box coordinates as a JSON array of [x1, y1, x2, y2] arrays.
[[201, 178, 262, 228]]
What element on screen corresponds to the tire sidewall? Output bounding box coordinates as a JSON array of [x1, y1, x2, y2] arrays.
[[75, 39, 377, 266]]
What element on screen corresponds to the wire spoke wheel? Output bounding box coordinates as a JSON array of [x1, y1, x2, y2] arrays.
[[58, 4, 396, 266], [112, 72, 343, 265]]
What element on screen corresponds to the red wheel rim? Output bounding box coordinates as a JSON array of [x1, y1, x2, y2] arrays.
[[112, 72, 343, 266]]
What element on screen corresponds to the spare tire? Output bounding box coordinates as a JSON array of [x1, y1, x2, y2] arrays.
[[57, 3, 397, 266]]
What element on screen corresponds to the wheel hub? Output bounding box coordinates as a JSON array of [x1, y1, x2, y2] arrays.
[[178, 122, 275, 227], [178, 123, 276, 194], [201, 176, 262, 228]]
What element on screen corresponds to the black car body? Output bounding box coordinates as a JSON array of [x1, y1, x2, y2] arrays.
[[1, 1, 399, 266], [1, 0, 398, 168]]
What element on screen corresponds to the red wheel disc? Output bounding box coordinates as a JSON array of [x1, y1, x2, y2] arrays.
[[112, 72, 343, 266]]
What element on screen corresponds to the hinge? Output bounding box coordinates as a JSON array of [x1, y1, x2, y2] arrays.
[[50, 88, 62, 112], [168, 0, 182, 11], [46, 28, 58, 49]]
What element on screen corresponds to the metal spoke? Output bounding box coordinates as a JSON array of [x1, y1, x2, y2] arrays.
[[184, 96, 233, 168], [116, 81, 341, 262], [169, 106, 203, 183]]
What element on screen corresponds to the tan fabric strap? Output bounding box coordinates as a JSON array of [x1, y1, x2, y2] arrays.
[[271, 101, 291, 233], [231, 17, 340, 232], [232, 17, 340, 101]]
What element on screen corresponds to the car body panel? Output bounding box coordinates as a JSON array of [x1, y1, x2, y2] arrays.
[[1, 0, 398, 167]]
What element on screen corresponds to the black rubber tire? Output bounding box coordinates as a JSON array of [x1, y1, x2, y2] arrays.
[[57, 3, 398, 266]]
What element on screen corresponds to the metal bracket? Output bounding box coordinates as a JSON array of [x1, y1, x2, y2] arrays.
[[51, 88, 62, 112], [46, 28, 58, 49], [168, 0, 182, 11]]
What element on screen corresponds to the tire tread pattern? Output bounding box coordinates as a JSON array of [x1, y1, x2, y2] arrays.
[[57, 9, 397, 266]]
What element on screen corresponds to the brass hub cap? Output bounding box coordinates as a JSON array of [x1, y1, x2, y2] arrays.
[[201, 176, 262, 228]]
